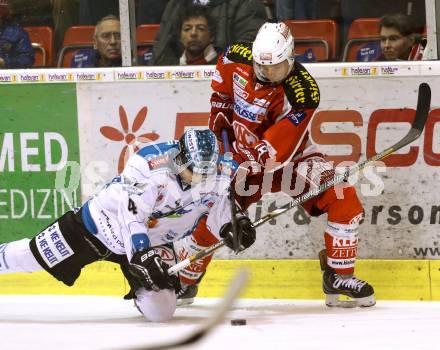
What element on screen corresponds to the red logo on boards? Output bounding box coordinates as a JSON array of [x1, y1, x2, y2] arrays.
[[100, 105, 160, 173]]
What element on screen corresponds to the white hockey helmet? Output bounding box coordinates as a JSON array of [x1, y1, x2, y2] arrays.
[[252, 22, 295, 82]]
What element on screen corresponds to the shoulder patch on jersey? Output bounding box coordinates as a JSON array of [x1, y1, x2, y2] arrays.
[[286, 110, 307, 126], [147, 154, 169, 170], [225, 42, 253, 66], [137, 142, 179, 170], [283, 61, 320, 109]]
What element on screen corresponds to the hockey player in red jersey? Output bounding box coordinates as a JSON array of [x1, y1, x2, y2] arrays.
[[207, 22, 375, 307]]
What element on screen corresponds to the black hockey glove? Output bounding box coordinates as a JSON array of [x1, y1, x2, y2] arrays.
[[220, 216, 256, 252], [128, 248, 178, 292]]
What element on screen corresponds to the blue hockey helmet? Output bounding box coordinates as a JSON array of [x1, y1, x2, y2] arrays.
[[175, 129, 219, 175]]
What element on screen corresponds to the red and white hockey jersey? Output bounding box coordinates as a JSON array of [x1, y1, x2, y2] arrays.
[[211, 42, 320, 169]]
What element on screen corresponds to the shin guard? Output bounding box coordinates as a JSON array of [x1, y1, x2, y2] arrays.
[[317, 185, 363, 275], [173, 216, 218, 286]]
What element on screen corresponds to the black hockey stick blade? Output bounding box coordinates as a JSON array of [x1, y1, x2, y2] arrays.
[[377, 82, 431, 156], [125, 268, 249, 350], [412, 82, 431, 133]]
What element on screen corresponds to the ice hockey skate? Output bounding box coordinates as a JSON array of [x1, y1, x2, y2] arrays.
[[176, 284, 199, 306], [319, 249, 375, 308]]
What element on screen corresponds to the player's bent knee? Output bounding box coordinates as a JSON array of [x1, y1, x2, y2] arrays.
[[327, 185, 363, 224], [135, 288, 177, 322]]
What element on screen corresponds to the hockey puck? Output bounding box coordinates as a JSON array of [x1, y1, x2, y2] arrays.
[[230, 318, 247, 326]]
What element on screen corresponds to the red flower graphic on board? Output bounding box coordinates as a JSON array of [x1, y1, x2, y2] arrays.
[[100, 106, 159, 173]]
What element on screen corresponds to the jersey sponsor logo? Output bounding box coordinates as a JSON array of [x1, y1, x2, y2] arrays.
[[151, 203, 192, 219], [199, 191, 218, 208], [253, 97, 269, 107], [165, 230, 181, 241], [233, 72, 248, 89], [227, 43, 253, 61], [234, 103, 260, 122], [236, 66, 250, 77], [233, 84, 249, 100], [148, 155, 168, 170], [285, 69, 320, 105], [233, 122, 258, 148], [211, 101, 233, 109], [233, 97, 266, 123], [35, 222, 74, 268], [97, 209, 124, 249], [286, 111, 307, 126]]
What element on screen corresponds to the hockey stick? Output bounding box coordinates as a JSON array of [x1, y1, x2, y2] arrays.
[[168, 82, 431, 276], [253, 82, 431, 228], [221, 129, 240, 253], [126, 268, 249, 350]]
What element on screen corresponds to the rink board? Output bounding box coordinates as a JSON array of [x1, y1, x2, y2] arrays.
[[1, 259, 440, 301], [1, 62, 440, 298], [1, 62, 440, 260]]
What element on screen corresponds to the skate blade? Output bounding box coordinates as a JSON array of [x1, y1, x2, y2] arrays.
[[325, 294, 376, 308], [176, 297, 195, 307]]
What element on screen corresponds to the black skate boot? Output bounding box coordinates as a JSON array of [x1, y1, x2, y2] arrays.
[[319, 249, 375, 308], [176, 271, 205, 306], [176, 284, 199, 306]]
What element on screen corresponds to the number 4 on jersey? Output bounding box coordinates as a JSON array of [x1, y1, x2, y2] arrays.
[[128, 198, 138, 214]]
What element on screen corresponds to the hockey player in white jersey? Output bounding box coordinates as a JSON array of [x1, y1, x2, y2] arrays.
[[0, 129, 256, 322]]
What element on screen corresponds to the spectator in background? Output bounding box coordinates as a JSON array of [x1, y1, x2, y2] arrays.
[[150, 0, 266, 66], [339, 0, 426, 44], [356, 13, 425, 62], [139, 5, 219, 66], [71, 15, 121, 68], [0, 0, 34, 68], [178, 5, 218, 65], [276, 0, 319, 21]]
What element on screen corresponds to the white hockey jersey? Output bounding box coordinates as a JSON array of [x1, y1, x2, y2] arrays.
[[81, 141, 234, 260]]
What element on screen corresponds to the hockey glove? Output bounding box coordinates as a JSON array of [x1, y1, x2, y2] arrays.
[[129, 248, 178, 292], [220, 216, 256, 252], [209, 92, 234, 142], [233, 141, 270, 176]]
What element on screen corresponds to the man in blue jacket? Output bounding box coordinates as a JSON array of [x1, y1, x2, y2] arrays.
[[0, 0, 34, 69]]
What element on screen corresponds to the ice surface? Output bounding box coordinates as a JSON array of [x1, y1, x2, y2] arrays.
[[0, 295, 439, 350]]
